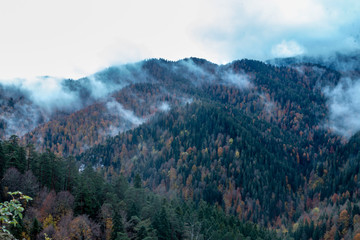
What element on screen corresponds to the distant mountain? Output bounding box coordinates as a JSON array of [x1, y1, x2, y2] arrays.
[[74, 58, 345, 228], [267, 50, 360, 77], [18, 58, 342, 157], [0, 62, 152, 139], [3, 55, 360, 239]]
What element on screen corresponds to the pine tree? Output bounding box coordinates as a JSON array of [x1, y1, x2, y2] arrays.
[[153, 207, 171, 240], [115, 232, 130, 240], [134, 174, 142, 189], [0, 142, 5, 179], [112, 211, 124, 240], [136, 226, 147, 240], [74, 166, 103, 218], [30, 218, 42, 240], [17, 147, 26, 173], [114, 175, 128, 200]]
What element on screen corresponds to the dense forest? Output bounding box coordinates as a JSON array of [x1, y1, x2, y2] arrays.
[[1, 56, 360, 239], [0, 138, 276, 239]]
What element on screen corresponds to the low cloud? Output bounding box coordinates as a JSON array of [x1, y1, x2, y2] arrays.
[[323, 78, 360, 138], [103, 99, 147, 137], [106, 99, 145, 126], [259, 93, 277, 119], [176, 59, 216, 85], [177, 59, 252, 90], [158, 102, 171, 112], [0, 102, 47, 138], [23, 77, 80, 112], [271, 40, 306, 58], [222, 70, 252, 89], [0, 63, 151, 138]]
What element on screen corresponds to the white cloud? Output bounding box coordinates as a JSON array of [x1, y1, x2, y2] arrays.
[[106, 99, 144, 126], [158, 102, 171, 112], [0, 0, 359, 80], [324, 78, 360, 138], [223, 71, 252, 89], [3, 77, 79, 112], [271, 40, 306, 58]]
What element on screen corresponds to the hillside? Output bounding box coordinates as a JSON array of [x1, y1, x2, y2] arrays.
[[22, 58, 341, 157], [0, 138, 277, 240], [1, 55, 360, 239]]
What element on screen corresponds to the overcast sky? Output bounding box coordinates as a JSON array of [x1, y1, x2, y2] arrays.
[[0, 0, 359, 80]]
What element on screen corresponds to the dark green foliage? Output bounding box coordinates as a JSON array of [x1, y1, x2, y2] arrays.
[[0, 139, 278, 239], [152, 207, 172, 240], [3, 57, 360, 239], [112, 211, 125, 240], [134, 173, 142, 189], [113, 175, 128, 200], [203, 183, 222, 205], [80, 101, 308, 223], [4, 136, 25, 172], [0, 142, 5, 180], [74, 166, 104, 218], [115, 232, 130, 240], [30, 218, 42, 240]]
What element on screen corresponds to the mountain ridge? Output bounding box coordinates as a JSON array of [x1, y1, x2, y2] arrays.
[[2, 54, 360, 238]]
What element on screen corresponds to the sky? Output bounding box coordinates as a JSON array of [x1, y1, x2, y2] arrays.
[[0, 0, 359, 80]]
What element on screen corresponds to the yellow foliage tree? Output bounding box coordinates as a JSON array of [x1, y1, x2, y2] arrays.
[[43, 214, 55, 229]]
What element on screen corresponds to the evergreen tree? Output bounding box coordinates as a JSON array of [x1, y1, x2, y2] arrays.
[[30, 218, 42, 240], [114, 175, 128, 200], [134, 173, 142, 189], [115, 232, 130, 240], [153, 207, 172, 240], [74, 166, 104, 218], [0, 142, 5, 179], [112, 210, 124, 240], [17, 147, 26, 173]]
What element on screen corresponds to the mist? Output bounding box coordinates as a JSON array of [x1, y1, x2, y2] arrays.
[[158, 102, 171, 112], [0, 63, 151, 138], [2, 54, 360, 144], [222, 70, 252, 89], [1, 58, 240, 139], [323, 78, 360, 138], [106, 99, 145, 126], [103, 99, 146, 137], [177, 59, 252, 90]]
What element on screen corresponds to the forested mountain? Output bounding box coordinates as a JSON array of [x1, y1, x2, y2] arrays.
[[0, 138, 276, 239], [21, 57, 341, 157], [2, 54, 360, 239], [267, 51, 360, 78]]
